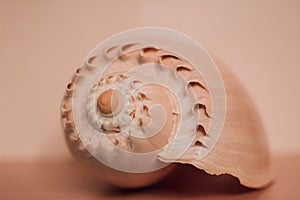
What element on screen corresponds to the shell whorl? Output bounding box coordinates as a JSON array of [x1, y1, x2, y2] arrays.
[[61, 29, 226, 172], [61, 28, 229, 187]]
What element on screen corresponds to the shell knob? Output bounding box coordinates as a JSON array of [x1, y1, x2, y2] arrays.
[[97, 89, 122, 116]]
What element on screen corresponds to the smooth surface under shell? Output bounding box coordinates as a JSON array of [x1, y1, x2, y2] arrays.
[[61, 28, 272, 188]]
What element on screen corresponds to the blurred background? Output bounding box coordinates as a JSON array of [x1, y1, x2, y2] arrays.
[[0, 0, 299, 162]]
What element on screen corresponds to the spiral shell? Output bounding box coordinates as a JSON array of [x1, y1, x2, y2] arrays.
[[61, 28, 272, 188]]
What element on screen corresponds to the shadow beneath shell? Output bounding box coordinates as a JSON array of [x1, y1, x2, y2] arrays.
[[103, 164, 260, 198]]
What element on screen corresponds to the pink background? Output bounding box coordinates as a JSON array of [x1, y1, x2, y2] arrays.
[[0, 0, 299, 161]]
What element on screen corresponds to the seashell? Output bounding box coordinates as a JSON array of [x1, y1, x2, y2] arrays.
[[61, 28, 272, 188]]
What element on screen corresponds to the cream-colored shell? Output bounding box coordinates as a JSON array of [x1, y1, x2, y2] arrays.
[[61, 28, 272, 188]]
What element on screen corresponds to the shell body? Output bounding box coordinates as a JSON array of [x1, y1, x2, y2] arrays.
[[61, 28, 272, 188]]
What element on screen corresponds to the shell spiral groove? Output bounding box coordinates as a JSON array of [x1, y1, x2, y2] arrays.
[[61, 28, 272, 188]]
